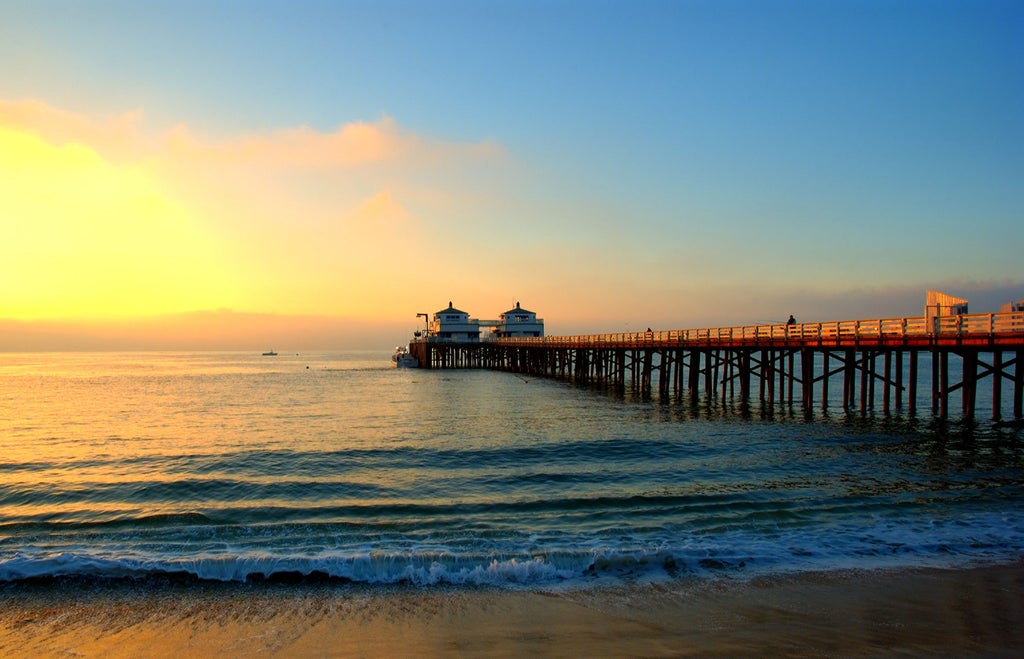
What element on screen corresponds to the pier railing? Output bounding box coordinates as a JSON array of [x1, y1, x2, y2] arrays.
[[484, 312, 1024, 349]]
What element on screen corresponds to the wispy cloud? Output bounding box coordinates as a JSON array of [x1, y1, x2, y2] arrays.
[[164, 116, 503, 170], [0, 99, 503, 169], [0, 99, 145, 161]]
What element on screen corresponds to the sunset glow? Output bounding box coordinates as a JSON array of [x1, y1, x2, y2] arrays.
[[1, 2, 1021, 349], [0, 125, 234, 318]]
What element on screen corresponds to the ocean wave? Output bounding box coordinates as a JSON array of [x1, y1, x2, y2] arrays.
[[2, 511, 1022, 588], [0, 512, 217, 533], [0, 551, 579, 586]]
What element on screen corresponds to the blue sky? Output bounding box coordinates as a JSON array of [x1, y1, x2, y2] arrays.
[[1, 0, 1021, 346]]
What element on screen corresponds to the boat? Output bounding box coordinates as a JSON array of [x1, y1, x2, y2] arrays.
[[392, 345, 418, 368], [262, 350, 278, 356]]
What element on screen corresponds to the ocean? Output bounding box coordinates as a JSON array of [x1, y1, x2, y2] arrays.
[[1, 350, 1022, 589]]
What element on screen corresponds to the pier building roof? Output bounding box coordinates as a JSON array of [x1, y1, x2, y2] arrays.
[[435, 301, 469, 316], [501, 301, 536, 318]]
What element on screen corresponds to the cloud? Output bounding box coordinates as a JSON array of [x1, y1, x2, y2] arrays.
[[0, 99, 507, 236], [0, 99, 145, 162], [0, 98, 508, 322], [167, 117, 503, 170], [0, 99, 502, 170], [349, 190, 413, 230]]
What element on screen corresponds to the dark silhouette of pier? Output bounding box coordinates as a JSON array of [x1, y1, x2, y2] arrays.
[[409, 312, 1024, 420]]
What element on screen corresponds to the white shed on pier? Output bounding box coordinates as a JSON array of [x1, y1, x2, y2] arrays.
[[495, 302, 544, 338], [429, 302, 480, 342], [925, 290, 968, 333]]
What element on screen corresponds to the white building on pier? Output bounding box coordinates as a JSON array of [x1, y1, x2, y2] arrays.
[[430, 302, 481, 342], [494, 301, 544, 338], [426, 301, 545, 342]]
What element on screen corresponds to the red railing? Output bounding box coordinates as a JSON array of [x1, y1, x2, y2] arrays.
[[474, 312, 1024, 349]]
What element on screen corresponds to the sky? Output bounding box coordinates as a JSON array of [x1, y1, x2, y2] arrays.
[[1, 0, 1022, 350]]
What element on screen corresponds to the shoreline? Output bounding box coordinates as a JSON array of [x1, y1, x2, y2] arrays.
[[1, 562, 1022, 657]]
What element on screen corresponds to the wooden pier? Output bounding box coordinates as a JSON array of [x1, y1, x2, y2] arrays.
[[409, 312, 1024, 420]]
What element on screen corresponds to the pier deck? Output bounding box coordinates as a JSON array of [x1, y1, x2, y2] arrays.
[[410, 312, 1024, 420]]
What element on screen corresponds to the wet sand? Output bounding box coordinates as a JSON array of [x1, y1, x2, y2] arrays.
[[1, 563, 1022, 657]]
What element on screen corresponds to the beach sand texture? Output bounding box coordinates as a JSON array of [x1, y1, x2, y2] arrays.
[[2, 563, 1021, 657]]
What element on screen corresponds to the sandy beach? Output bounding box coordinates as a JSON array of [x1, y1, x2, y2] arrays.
[[1, 562, 1021, 657]]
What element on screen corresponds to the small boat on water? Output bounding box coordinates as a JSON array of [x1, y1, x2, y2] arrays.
[[262, 350, 278, 356], [392, 345, 418, 368]]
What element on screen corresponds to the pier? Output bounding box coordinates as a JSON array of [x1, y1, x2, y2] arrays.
[[409, 312, 1024, 421]]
